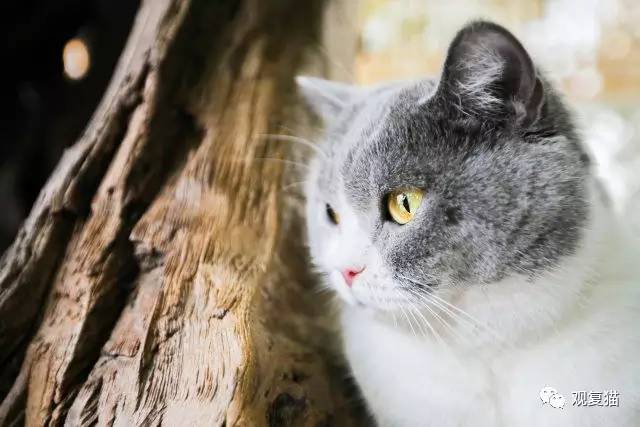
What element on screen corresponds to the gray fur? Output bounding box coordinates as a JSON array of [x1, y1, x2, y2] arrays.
[[299, 21, 590, 290]]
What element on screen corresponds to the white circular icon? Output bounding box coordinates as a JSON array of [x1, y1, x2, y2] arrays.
[[549, 393, 566, 409], [540, 386, 558, 405]]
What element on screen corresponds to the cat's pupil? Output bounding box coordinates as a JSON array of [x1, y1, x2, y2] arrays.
[[401, 194, 410, 212]]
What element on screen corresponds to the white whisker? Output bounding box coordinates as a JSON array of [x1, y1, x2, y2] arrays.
[[259, 133, 328, 159], [405, 297, 444, 346], [281, 180, 309, 191], [253, 156, 310, 170], [398, 305, 418, 339], [405, 287, 465, 346], [398, 273, 507, 346]]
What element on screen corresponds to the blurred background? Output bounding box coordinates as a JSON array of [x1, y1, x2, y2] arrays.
[[0, 1, 138, 251], [1, 0, 639, 252], [356, 0, 640, 232]]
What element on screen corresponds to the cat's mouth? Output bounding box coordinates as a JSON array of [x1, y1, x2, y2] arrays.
[[325, 265, 441, 310], [347, 280, 440, 312]]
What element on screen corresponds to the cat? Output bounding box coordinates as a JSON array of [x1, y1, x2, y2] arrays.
[[297, 21, 640, 427]]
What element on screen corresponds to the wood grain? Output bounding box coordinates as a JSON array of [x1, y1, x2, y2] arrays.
[[0, 0, 364, 425]]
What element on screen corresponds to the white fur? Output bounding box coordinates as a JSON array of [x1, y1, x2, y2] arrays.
[[307, 178, 640, 426], [455, 44, 505, 112]]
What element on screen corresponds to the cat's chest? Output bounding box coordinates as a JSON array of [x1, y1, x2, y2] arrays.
[[341, 307, 503, 425], [339, 304, 638, 427]]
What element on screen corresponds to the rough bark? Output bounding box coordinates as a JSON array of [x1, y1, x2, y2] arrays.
[[0, 0, 363, 425]]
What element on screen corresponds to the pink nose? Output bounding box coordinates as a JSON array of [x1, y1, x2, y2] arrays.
[[341, 266, 365, 286]]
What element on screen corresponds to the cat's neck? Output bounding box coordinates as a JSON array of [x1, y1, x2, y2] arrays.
[[457, 187, 609, 347]]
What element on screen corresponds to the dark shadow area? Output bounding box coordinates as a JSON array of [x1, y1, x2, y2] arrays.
[[0, 0, 140, 253]]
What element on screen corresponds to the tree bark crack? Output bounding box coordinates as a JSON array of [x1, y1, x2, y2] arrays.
[[0, 1, 366, 426]]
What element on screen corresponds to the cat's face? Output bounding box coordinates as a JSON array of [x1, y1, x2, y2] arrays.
[[300, 22, 590, 310]]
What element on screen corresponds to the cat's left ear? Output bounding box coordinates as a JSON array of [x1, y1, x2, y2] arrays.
[[436, 21, 544, 127], [296, 76, 359, 123]]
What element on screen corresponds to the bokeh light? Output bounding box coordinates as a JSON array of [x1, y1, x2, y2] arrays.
[[357, 0, 640, 221], [63, 38, 91, 80]]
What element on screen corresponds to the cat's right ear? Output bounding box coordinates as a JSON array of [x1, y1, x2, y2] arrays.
[[296, 76, 358, 123], [435, 21, 544, 127]]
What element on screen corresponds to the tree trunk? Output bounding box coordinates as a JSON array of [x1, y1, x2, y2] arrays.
[[0, 0, 363, 425]]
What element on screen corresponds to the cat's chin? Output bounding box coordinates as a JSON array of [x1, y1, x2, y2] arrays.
[[332, 291, 389, 311], [332, 288, 420, 314]]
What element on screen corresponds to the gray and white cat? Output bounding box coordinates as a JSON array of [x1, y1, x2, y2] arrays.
[[298, 22, 640, 426]]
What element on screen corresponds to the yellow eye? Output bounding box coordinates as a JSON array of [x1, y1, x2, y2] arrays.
[[387, 188, 424, 225]]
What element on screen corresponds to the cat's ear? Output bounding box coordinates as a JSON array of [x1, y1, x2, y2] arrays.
[[436, 21, 544, 127], [296, 76, 358, 123]]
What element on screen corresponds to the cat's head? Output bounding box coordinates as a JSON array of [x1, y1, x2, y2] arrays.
[[298, 22, 590, 310]]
